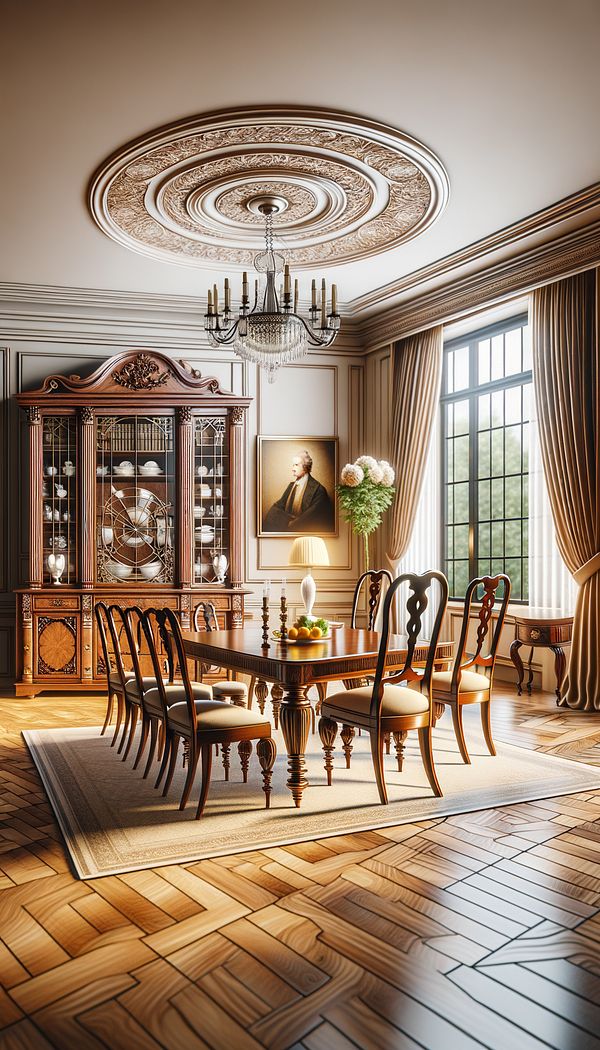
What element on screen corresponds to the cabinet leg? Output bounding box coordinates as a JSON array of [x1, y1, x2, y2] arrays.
[[510, 639, 525, 695], [279, 684, 312, 808], [550, 645, 567, 703]]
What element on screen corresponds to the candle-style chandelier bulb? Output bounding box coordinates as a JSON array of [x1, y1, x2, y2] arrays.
[[204, 197, 341, 383]]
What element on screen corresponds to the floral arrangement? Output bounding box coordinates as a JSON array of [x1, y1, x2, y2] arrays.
[[337, 455, 395, 568]]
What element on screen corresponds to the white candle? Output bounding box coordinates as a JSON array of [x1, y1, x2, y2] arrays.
[[242, 271, 249, 299], [224, 277, 230, 311], [213, 284, 219, 313], [332, 283, 337, 314], [321, 278, 327, 328], [281, 578, 287, 597], [263, 579, 271, 598], [311, 279, 317, 308]]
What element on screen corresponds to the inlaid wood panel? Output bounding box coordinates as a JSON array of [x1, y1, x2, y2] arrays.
[[0, 686, 599, 1049]]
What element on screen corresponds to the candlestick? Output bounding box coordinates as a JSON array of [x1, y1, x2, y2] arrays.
[[321, 278, 327, 328], [224, 277, 230, 312], [207, 288, 213, 310], [331, 283, 337, 314], [294, 278, 299, 313], [261, 596, 270, 650], [213, 284, 219, 314], [284, 264, 291, 296], [242, 271, 249, 301], [279, 593, 288, 644], [311, 279, 317, 309]]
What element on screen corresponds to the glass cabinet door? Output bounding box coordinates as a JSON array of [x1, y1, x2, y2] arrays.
[[42, 416, 77, 585], [96, 415, 175, 584], [193, 417, 229, 583]]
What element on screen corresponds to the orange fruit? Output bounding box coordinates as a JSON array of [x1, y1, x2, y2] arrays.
[[288, 626, 299, 639], [297, 626, 310, 639], [310, 626, 323, 639]]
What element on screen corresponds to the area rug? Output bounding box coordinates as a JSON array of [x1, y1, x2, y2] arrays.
[[23, 719, 600, 879]]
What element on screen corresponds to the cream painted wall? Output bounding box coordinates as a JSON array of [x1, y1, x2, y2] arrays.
[[0, 301, 364, 682]]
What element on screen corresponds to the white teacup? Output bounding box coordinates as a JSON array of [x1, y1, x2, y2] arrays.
[[45, 466, 57, 477]]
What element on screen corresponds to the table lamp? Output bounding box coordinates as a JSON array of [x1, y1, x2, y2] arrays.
[[288, 536, 330, 618]]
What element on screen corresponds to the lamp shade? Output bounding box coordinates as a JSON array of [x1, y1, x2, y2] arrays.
[[288, 536, 330, 568]]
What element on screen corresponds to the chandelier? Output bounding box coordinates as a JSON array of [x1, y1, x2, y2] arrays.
[[204, 197, 340, 382]]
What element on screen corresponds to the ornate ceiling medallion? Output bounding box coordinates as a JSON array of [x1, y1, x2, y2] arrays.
[[89, 107, 449, 269]]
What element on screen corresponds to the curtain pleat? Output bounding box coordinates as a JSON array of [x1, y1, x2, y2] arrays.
[[531, 270, 600, 711]]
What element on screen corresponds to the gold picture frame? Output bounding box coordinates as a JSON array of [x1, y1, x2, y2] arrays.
[[257, 436, 338, 537]]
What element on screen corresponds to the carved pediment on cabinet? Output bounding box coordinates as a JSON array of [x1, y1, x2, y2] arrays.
[[17, 350, 250, 408]]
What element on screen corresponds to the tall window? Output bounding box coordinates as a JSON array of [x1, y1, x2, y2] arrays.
[[442, 315, 531, 601]]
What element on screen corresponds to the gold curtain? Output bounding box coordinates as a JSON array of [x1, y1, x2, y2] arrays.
[[532, 270, 600, 711], [386, 325, 443, 565]]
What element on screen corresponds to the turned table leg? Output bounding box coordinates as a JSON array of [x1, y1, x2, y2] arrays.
[[510, 638, 525, 695], [279, 682, 312, 808], [550, 645, 567, 704]]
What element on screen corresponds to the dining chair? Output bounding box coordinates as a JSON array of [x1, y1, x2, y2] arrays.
[[415, 573, 511, 763], [95, 600, 131, 746], [192, 601, 249, 707], [156, 607, 277, 818], [318, 570, 449, 804], [121, 605, 214, 779]]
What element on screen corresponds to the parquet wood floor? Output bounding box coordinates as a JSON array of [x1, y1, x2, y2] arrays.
[[1, 686, 600, 1049]]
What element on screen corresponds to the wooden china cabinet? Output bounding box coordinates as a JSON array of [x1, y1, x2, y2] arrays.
[[15, 350, 250, 697]]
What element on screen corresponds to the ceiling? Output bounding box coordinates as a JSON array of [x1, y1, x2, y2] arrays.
[[3, 0, 600, 314]]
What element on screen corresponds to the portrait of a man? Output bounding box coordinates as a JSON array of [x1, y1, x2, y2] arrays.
[[258, 437, 338, 536]]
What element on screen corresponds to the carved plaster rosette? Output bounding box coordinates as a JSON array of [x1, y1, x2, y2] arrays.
[[89, 106, 449, 269]]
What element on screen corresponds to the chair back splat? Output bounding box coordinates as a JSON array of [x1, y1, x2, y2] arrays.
[[452, 574, 511, 690], [351, 569, 393, 631], [370, 570, 449, 720], [193, 601, 219, 633], [94, 601, 115, 679], [161, 608, 203, 734]]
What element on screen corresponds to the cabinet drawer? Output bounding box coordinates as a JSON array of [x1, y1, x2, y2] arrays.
[[516, 624, 550, 645], [33, 596, 80, 611]]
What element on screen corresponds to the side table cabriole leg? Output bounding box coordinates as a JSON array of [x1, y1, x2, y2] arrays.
[[279, 682, 312, 808], [550, 645, 567, 704], [510, 639, 525, 695], [526, 647, 535, 695]]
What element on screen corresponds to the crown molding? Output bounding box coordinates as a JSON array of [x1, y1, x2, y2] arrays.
[[359, 218, 600, 350], [351, 181, 600, 319]]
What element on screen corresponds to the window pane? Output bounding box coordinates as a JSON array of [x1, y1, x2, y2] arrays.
[[491, 429, 504, 476], [445, 402, 453, 435], [505, 519, 521, 555], [523, 325, 532, 370], [453, 399, 469, 436], [453, 346, 469, 391], [453, 561, 469, 598], [478, 393, 490, 431], [491, 390, 504, 426], [505, 425, 522, 474], [446, 485, 453, 524], [446, 525, 454, 559], [453, 524, 469, 559], [506, 558, 522, 599], [522, 475, 529, 517], [478, 559, 491, 578], [523, 382, 531, 422], [478, 523, 491, 556], [454, 435, 469, 482], [446, 437, 454, 482], [491, 334, 504, 380], [505, 475, 522, 518], [492, 478, 504, 517], [505, 328, 522, 375], [478, 340, 490, 385], [454, 482, 469, 522], [478, 480, 490, 519], [492, 521, 504, 555], [505, 385, 521, 425], [522, 422, 529, 471], [445, 352, 454, 394], [478, 432, 490, 478]]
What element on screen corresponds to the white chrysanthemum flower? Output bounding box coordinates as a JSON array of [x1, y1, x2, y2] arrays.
[[355, 455, 378, 472], [381, 464, 395, 486], [340, 463, 364, 487], [367, 463, 384, 484]]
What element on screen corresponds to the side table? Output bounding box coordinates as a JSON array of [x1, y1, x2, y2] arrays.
[[509, 608, 574, 704]]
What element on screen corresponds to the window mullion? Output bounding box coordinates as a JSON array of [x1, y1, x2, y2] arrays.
[[468, 338, 478, 584]]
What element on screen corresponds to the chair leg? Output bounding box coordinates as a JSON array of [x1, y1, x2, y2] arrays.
[[238, 740, 253, 783], [122, 705, 139, 762], [370, 730, 388, 805], [195, 743, 213, 819], [117, 700, 131, 754], [101, 690, 115, 736], [155, 729, 172, 789], [384, 732, 391, 755], [257, 737, 277, 809], [319, 716, 338, 786], [392, 730, 408, 772], [418, 726, 443, 797], [143, 718, 159, 780], [180, 743, 201, 811], [480, 700, 496, 756], [271, 683, 283, 729], [221, 743, 231, 781], [162, 733, 181, 796], [247, 675, 256, 710], [110, 692, 125, 747], [133, 712, 150, 770], [451, 703, 471, 764], [341, 724, 355, 768]]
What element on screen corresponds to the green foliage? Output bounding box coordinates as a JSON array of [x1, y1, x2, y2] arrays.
[[337, 477, 395, 539], [296, 614, 329, 633]]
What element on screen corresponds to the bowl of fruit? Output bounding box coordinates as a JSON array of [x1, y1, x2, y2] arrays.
[[274, 615, 331, 644]]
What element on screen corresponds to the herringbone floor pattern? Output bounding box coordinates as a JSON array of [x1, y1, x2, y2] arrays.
[[1, 686, 600, 1049]]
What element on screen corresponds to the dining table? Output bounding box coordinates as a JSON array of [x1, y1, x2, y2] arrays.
[[181, 625, 453, 809]]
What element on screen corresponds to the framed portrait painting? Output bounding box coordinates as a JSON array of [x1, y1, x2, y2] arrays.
[[257, 436, 338, 537]]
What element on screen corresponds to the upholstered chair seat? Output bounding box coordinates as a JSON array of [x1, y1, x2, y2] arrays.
[[167, 699, 270, 737], [143, 682, 213, 717], [322, 684, 429, 722], [212, 680, 248, 706]]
